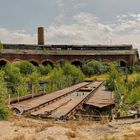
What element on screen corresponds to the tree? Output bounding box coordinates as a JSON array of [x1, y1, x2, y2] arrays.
[[0, 70, 10, 120], [47, 66, 65, 92], [0, 70, 8, 103], [47, 63, 85, 92], [38, 64, 52, 75], [105, 63, 120, 91], [29, 72, 40, 95], [82, 64, 94, 76], [0, 41, 3, 53], [82, 60, 105, 76], [4, 63, 21, 93], [128, 87, 140, 105], [16, 84, 28, 97], [15, 61, 36, 75]]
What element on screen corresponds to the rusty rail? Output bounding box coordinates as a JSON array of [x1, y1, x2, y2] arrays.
[[60, 82, 103, 120], [60, 81, 103, 120], [11, 82, 92, 114], [10, 91, 46, 104], [28, 82, 92, 113]]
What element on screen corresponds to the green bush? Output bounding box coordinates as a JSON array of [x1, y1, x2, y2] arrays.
[[15, 61, 36, 75], [29, 72, 40, 94], [47, 66, 65, 92], [38, 64, 52, 75], [0, 104, 10, 120], [3, 64, 21, 93], [128, 87, 140, 105], [16, 84, 29, 97], [133, 65, 140, 73], [47, 63, 85, 92], [82, 60, 106, 76], [105, 63, 120, 91], [0, 70, 8, 103], [0, 70, 10, 120], [0, 41, 3, 53], [63, 63, 85, 84]]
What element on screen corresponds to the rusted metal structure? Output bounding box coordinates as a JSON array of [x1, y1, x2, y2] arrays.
[[0, 27, 139, 67], [83, 85, 115, 120], [11, 82, 90, 114], [10, 81, 104, 120]]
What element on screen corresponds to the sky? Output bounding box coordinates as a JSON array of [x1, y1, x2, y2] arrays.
[[0, 0, 140, 52]]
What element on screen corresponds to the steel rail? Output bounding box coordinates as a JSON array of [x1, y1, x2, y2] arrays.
[[28, 82, 92, 113], [11, 82, 92, 114], [10, 91, 46, 104], [59, 81, 103, 120]]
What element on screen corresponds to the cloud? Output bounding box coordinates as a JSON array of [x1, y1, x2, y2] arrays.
[[0, 12, 139, 53], [56, 0, 65, 9], [46, 12, 140, 52], [46, 12, 113, 45], [0, 28, 36, 44], [115, 13, 140, 33], [73, 2, 87, 9]]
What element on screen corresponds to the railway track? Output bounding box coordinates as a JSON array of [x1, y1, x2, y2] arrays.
[[11, 81, 103, 120], [10, 81, 92, 114], [31, 81, 103, 120]]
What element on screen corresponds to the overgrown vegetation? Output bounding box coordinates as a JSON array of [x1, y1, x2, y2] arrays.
[[105, 63, 140, 116], [0, 59, 140, 120], [0, 71, 10, 120], [105, 63, 120, 91], [47, 63, 85, 92], [38, 64, 52, 75], [0, 61, 85, 120], [82, 60, 107, 76], [15, 60, 36, 75]]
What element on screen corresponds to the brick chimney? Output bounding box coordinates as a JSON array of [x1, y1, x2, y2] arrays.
[[38, 27, 44, 45]]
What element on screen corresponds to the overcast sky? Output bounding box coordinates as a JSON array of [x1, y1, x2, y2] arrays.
[[0, 0, 140, 52]]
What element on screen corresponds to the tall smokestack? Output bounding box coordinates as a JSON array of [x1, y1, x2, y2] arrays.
[[38, 27, 44, 45]]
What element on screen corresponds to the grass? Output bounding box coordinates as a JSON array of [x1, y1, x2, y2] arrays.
[[85, 74, 109, 81], [100, 128, 140, 140], [10, 134, 26, 140], [5, 116, 140, 140], [124, 128, 140, 140], [85, 73, 140, 82], [100, 136, 117, 140], [13, 117, 54, 133], [100, 116, 109, 125], [47, 136, 55, 140], [127, 73, 140, 81], [65, 131, 76, 139], [61, 119, 93, 131]]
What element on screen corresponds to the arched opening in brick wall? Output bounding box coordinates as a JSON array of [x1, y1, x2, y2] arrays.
[[117, 60, 127, 67], [0, 59, 8, 67], [42, 60, 54, 67], [29, 60, 39, 66], [71, 60, 82, 67]]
